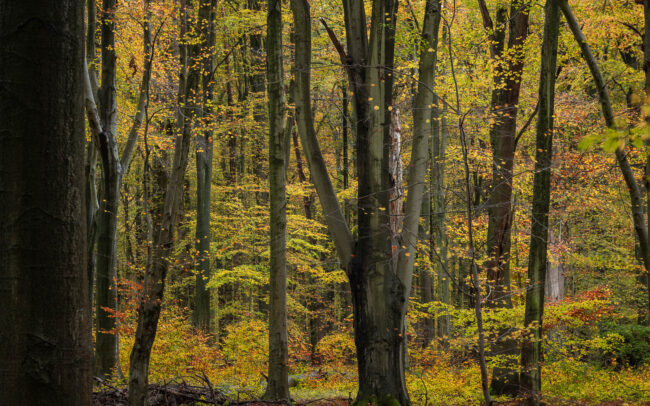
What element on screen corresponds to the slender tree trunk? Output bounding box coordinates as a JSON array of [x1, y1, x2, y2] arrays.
[[432, 98, 449, 340], [128, 1, 199, 403], [93, 0, 154, 378], [264, 0, 289, 400], [95, 0, 120, 378], [0, 0, 92, 403], [642, 0, 650, 326], [520, 0, 560, 402], [194, 0, 217, 333], [86, 0, 99, 314]]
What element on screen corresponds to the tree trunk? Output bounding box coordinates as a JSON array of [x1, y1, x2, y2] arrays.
[[0, 0, 92, 403], [193, 0, 217, 333], [95, 0, 120, 378], [313, 0, 441, 402], [520, 0, 560, 402], [432, 98, 449, 340], [93, 0, 154, 378], [545, 226, 565, 302], [264, 0, 289, 400], [477, 0, 530, 394], [128, 1, 199, 403], [641, 0, 650, 326]]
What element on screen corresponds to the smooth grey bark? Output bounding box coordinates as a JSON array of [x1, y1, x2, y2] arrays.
[[395, 0, 442, 311], [545, 226, 565, 301], [193, 0, 217, 333], [264, 0, 289, 400], [293, 2, 353, 269], [86, 0, 99, 312], [0, 0, 92, 403], [520, 0, 560, 402], [128, 1, 199, 403]]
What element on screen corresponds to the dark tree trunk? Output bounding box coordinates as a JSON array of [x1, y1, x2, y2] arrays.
[[432, 99, 449, 340], [0, 0, 92, 403], [193, 0, 217, 333], [95, 0, 120, 378], [640, 0, 650, 326], [520, 0, 560, 402], [264, 0, 289, 400], [477, 0, 531, 394]]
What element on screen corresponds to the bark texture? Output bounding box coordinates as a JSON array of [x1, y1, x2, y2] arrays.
[[0, 0, 92, 403], [265, 0, 289, 400], [477, 0, 531, 394], [520, 0, 560, 402], [194, 0, 217, 332]]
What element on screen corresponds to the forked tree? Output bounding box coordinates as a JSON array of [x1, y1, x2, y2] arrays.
[[296, 0, 442, 402]]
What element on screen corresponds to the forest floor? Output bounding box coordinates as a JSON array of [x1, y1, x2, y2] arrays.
[[93, 360, 650, 406]]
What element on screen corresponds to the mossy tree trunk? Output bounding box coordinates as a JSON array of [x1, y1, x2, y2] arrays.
[[264, 0, 290, 400], [520, 0, 560, 402]]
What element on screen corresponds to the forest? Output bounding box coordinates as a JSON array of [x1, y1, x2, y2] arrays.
[[1, 0, 650, 405]]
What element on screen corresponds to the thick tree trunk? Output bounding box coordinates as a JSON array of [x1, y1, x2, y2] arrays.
[[520, 0, 560, 402], [0, 0, 92, 403], [128, 1, 199, 403], [312, 0, 441, 403], [264, 0, 289, 400], [349, 261, 408, 405], [477, 0, 530, 394], [193, 0, 217, 333]]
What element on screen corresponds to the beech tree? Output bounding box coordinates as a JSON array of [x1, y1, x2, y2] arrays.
[[265, 0, 290, 399], [127, 0, 207, 402], [86, 0, 154, 378], [476, 0, 531, 394], [300, 0, 442, 402], [520, 0, 561, 401], [0, 0, 92, 403]]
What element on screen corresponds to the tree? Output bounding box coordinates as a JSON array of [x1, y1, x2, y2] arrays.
[[194, 0, 218, 332], [644, 0, 650, 326], [0, 0, 92, 403], [264, 0, 290, 399], [313, 0, 442, 402], [128, 0, 205, 402], [519, 0, 561, 402], [477, 0, 531, 394], [88, 0, 154, 378], [560, 0, 650, 327]]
